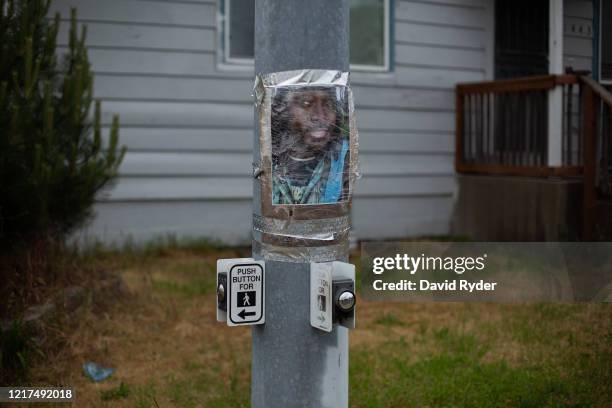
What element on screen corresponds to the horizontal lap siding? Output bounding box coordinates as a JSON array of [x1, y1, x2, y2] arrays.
[[117, 152, 453, 177], [84, 195, 452, 245], [82, 201, 253, 245], [101, 128, 454, 153], [49, 0, 216, 27], [52, 0, 491, 244], [563, 0, 594, 72], [105, 176, 456, 201]]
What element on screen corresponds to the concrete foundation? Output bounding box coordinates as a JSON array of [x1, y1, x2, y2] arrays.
[[595, 200, 612, 240], [452, 175, 583, 241]]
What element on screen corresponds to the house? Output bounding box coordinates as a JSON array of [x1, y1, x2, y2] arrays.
[[48, 0, 608, 244], [452, 0, 612, 241]]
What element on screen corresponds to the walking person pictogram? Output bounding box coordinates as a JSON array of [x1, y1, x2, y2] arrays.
[[237, 291, 256, 308]]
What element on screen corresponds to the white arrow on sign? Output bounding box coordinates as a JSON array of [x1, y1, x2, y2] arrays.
[[228, 262, 265, 326]]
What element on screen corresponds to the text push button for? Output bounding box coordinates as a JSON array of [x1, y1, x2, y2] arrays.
[[228, 262, 265, 326]]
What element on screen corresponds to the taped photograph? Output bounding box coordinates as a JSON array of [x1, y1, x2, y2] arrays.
[[271, 85, 350, 205]]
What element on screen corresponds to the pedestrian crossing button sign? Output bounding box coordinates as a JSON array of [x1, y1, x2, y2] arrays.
[[228, 262, 265, 326], [310, 262, 333, 332]]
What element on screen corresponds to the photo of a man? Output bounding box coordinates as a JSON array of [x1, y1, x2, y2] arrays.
[[271, 85, 350, 205]]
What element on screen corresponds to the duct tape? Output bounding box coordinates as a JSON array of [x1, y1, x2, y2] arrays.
[[253, 214, 350, 237], [253, 240, 349, 263]]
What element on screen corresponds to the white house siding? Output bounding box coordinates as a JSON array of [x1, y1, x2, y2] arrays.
[[50, 0, 493, 245], [563, 0, 594, 73]]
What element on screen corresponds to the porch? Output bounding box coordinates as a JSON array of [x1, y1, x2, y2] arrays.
[[452, 74, 612, 241]]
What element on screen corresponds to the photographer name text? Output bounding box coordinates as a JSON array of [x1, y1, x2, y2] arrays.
[[372, 279, 497, 292]]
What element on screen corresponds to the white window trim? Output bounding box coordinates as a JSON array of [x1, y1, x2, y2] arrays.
[[220, 0, 391, 72], [600, 1, 612, 84], [223, 0, 255, 66], [349, 0, 391, 72]]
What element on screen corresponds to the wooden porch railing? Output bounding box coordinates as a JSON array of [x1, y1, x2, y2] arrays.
[[455, 74, 612, 239], [580, 76, 612, 239], [455, 74, 583, 177]]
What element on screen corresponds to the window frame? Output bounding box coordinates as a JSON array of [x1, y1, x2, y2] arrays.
[[219, 0, 392, 72], [349, 0, 391, 72], [222, 0, 255, 66], [600, 0, 612, 84]]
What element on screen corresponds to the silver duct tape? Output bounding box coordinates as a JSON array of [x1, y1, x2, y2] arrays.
[[253, 214, 350, 237], [257, 80, 273, 160], [253, 240, 349, 263], [264, 232, 337, 241], [348, 87, 361, 186], [256, 69, 349, 90], [255, 230, 350, 247], [257, 71, 342, 107], [253, 75, 265, 107]]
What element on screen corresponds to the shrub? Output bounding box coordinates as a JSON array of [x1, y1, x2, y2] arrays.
[[0, 320, 42, 382], [0, 0, 125, 248]]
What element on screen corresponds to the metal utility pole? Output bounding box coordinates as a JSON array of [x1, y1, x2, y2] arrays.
[[252, 1, 350, 407]]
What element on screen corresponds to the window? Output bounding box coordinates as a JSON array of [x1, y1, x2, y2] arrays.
[[350, 0, 389, 70], [494, 0, 549, 79], [601, 0, 612, 82], [224, 0, 255, 64], [221, 0, 390, 70]]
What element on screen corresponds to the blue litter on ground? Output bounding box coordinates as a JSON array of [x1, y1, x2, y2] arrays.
[[83, 362, 115, 382]]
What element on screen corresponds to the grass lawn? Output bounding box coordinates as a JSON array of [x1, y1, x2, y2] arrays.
[[25, 247, 612, 407]]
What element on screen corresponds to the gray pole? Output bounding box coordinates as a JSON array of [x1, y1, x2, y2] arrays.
[[252, 1, 350, 407]]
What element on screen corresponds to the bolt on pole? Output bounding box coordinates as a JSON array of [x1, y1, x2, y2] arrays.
[[252, 1, 350, 407]]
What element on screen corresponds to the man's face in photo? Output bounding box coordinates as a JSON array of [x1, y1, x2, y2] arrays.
[[288, 90, 338, 152]]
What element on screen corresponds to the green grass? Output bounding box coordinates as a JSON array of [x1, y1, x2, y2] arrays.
[[112, 305, 611, 408], [151, 278, 214, 297], [352, 341, 605, 407], [81, 234, 227, 258], [351, 307, 612, 407], [172, 350, 250, 408], [353, 349, 567, 407], [76, 234, 247, 271], [132, 382, 161, 408], [100, 382, 130, 401], [374, 312, 405, 327]]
